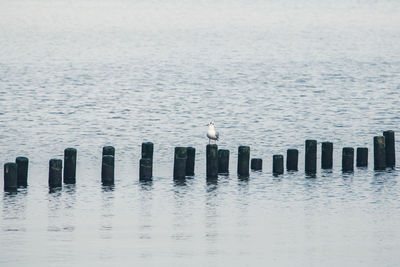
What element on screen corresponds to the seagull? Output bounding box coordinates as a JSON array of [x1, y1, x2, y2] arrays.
[[206, 122, 219, 144]]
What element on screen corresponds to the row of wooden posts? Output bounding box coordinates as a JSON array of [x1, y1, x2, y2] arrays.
[[3, 131, 396, 192]]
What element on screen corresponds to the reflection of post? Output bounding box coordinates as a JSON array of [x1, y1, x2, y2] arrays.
[[3, 190, 28, 232], [100, 186, 115, 243]]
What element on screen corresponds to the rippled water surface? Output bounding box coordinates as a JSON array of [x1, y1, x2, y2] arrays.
[[1, 0, 400, 266]]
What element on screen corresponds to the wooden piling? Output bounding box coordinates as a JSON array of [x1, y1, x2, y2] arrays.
[[342, 147, 354, 172], [305, 140, 317, 174], [141, 142, 154, 161], [102, 146, 115, 157], [374, 136, 386, 170], [186, 147, 195, 176], [4, 162, 17, 192], [356, 147, 368, 167], [218, 149, 229, 174], [251, 158, 262, 171], [16, 157, 28, 187], [273, 155, 284, 175], [286, 149, 298, 171], [64, 148, 77, 184], [237, 146, 250, 177], [383, 130, 395, 168], [206, 144, 218, 178], [173, 147, 187, 179], [139, 158, 152, 181], [101, 155, 114, 185], [49, 159, 62, 188], [321, 142, 333, 169]]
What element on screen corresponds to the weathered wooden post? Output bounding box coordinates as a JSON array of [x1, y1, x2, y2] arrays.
[[273, 155, 284, 175], [218, 149, 229, 174], [286, 149, 298, 171], [321, 142, 333, 169], [4, 163, 17, 192], [237, 146, 250, 177], [383, 130, 395, 168], [141, 142, 154, 161], [305, 140, 317, 174], [251, 158, 262, 171], [101, 155, 114, 185], [64, 148, 77, 184], [186, 147, 196, 176], [342, 147, 354, 172], [139, 158, 152, 181], [356, 147, 368, 167], [173, 147, 187, 179], [206, 144, 218, 178], [49, 159, 62, 188], [103, 146, 115, 157], [374, 136, 386, 170], [16, 157, 28, 187]]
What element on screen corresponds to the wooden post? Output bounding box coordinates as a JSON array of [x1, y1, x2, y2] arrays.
[[4, 163, 17, 192], [374, 136, 386, 170], [64, 148, 77, 184], [321, 142, 333, 169], [173, 147, 187, 179], [237, 146, 250, 177], [218, 149, 229, 174], [383, 130, 395, 168], [139, 158, 152, 181], [102, 146, 115, 157], [49, 159, 62, 188], [186, 147, 195, 176], [305, 140, 317, 174], [251, 158, 262, 171], [356, 147, 368, 167], [286, 149, 298, 171], [16, 157, 29, 187], [141, 142, 154, 161], [102, 155, 114, 185], [342, 147, 354, 172], [273, 155, 284, 175], [206, 144, 218, 178]]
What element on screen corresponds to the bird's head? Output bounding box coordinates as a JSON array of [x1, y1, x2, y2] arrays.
[[206, 121, 215, 126]]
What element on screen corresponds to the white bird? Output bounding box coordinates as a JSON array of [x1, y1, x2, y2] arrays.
[[206, 122, 219, 144]]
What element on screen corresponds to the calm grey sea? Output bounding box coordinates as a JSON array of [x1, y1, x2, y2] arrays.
[[1, 0, 400, 266]]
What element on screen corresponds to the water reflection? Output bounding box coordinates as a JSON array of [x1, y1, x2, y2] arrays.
[[2, 190, 28, 232], [139, 180, 153, 190], [205, 176, 219, 256], [174, 178, 187, 187], [206, 177, 218, 188]]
